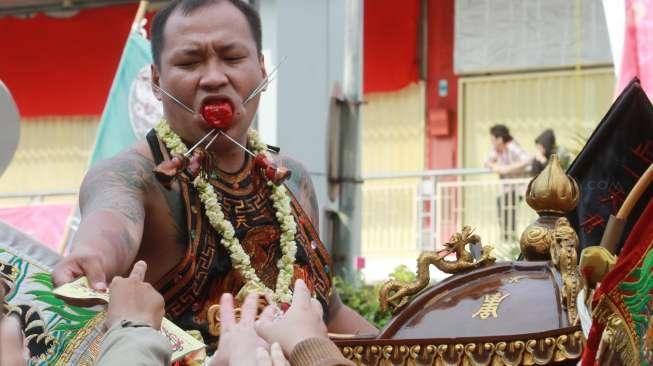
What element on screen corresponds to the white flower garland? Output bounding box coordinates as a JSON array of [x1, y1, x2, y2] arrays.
[[155, 120, 297, 304]]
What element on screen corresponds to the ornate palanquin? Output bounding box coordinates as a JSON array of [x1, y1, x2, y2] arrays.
[[331, 155, 586, 366], [336, 262, 584, 366], [330, 136, 653, 366]]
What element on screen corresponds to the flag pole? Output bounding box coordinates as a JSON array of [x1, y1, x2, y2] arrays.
[[130, 0, 149, 34]]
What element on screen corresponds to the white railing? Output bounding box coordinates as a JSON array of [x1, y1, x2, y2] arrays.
[[427, 177, 534, 260], [360, 169, 536, 280]]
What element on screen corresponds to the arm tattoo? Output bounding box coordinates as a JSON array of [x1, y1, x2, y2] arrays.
[[77, 150, 152, 259], [79, 150, 153, 223], [276, 156, 320, 229]]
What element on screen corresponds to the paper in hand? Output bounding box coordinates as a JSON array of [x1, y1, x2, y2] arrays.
[[53, 277, 206, 361], [52, 276, 109, 304]]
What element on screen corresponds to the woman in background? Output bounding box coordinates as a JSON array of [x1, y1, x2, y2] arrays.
[[532, 129, 569, 175]]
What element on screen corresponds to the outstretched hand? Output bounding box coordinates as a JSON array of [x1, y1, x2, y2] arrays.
[[256, 279, 328, 356], [53, 249, 107, 291], [104, 261, 164, 330]]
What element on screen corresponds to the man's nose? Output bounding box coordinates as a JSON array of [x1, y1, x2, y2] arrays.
[[199, 62, 229, 90]]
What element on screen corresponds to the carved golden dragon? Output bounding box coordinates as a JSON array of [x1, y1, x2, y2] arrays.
[[549, 217, 582, 325], [379, 226, 496, 313]]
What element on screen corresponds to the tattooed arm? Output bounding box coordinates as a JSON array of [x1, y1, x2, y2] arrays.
[[53, 149, 153, 289]]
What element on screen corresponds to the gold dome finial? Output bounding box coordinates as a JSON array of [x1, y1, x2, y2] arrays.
[[520, 154, 581, 261], [525, 154, 580, 215]]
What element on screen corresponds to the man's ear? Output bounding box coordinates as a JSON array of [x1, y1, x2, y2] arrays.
[[151, 64, 162, 101], [259, 53, 268, 92]]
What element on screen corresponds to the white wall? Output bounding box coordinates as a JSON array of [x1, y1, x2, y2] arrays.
[[455, 0, 612, 74]]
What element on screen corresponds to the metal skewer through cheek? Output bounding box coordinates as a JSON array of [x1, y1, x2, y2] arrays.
[[153, 57, 286, 156]]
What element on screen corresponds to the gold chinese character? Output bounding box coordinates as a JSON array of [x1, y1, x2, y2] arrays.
[[472, 292, 510, 319], [507, 275, 526, 284]]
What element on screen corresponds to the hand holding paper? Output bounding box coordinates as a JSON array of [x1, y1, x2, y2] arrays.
[[53, 261, 205, 362]]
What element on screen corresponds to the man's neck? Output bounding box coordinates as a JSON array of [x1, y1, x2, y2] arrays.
[[210, 146, 247, 173]]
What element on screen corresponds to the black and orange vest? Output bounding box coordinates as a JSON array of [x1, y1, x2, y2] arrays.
[[146, 130, 332, 350]]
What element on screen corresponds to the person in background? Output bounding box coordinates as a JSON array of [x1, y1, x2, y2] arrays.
[[484, 124, 532, 242], [484, 124, 532, 178], [531, 129, 570, 175]]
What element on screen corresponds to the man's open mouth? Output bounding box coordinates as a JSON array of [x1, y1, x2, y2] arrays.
[[200, 98, 234, 129]]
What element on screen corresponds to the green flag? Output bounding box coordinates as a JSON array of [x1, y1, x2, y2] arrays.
[[89, 32, 162, 165]]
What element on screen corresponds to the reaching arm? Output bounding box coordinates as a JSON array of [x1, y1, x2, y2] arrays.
[[327, 290, 378, 335], [53, 149, 154, 288]]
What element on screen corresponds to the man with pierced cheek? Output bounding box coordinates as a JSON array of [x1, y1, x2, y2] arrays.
[[53, 0, 377, 352]]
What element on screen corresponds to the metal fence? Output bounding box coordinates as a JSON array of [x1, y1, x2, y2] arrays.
[[0, 172, 538, 281], [360, 169, 536, 281]]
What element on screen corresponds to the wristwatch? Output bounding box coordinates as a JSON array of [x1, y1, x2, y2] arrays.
[[119, 319, 154, 329]]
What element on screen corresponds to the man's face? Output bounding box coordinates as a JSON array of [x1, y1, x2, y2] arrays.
[[152, 1, 266, 148], [490, 135, 505, 152]]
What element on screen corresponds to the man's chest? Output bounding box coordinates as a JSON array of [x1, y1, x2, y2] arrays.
[[143, 180, 282, 260], [216, 187, 277, 231]]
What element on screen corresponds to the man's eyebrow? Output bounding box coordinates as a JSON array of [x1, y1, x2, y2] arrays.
[[218, 42, 249, 53], [175, 47, 203, 56]]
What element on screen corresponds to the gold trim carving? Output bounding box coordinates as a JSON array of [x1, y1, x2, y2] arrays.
[[592, 296, 641, 366], [519, 225, 551, 261], [525, 154, 580, 215], [548, 217, 581, 325], [336, 331, 584, 366], [379, 226, 496, 313], [597, 315, 635, 366], [55, 311, 106, 366]]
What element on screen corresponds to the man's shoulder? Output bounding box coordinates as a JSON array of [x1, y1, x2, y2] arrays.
[[81, 141, 156, 196], [270, 154, 309, 174], [89, 141, 155, 174], [268, 153, 320, 227], [270, 154, 311, 193]]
